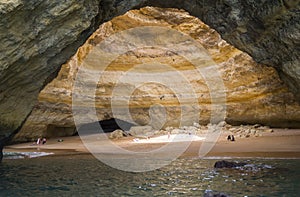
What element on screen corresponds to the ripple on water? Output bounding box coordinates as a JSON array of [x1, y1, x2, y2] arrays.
[[0, 155, 299, 196]]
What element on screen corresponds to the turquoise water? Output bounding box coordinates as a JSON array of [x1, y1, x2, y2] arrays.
[[1, 154, 299, 196]]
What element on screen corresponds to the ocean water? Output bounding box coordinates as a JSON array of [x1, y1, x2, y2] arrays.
[[0, 154, 299, 196]]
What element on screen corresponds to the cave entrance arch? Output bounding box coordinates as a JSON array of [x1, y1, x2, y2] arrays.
[[79, 118, 135, 134]]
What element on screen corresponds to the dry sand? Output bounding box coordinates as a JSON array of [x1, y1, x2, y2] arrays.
[[4, 128, 300, 159]]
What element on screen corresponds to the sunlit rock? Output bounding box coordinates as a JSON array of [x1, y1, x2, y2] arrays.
[[1, 1, 299, 145], [13, 7, 300, 142]]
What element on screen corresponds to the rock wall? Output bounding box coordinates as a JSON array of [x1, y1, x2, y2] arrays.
[[0, 0, 100, 139], [13, 7, 300, 142], [0, 0, 299, 143], [140, 0, 300, 98]]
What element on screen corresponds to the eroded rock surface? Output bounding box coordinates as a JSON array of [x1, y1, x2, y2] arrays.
[[214, 160, 247, 168], [0, 0, 100, 138], [1, 1, 299, 143], [13, 8, 300, 142]]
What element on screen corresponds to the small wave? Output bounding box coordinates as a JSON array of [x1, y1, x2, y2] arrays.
[[3, 152, 54, 159]]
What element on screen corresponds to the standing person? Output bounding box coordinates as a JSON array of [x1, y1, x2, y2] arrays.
[[227, 135, 231, 141], [36, 138, 41, 145], [42, 138, 47, 145], [231, 135, 235, 141]]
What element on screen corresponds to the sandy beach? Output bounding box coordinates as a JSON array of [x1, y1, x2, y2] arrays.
[[4, 128, 300, 159]]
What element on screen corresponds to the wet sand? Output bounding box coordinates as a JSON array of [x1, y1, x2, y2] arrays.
[[4, 128, 300, 159]]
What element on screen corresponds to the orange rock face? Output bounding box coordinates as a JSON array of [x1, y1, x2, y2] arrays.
[[13, 7, 300, 142]]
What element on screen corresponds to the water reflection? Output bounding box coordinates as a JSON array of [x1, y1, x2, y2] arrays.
[[1, 155, 299, 196]]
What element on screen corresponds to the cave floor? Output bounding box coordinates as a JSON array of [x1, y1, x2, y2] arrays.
[[4, 128, 300, 159]]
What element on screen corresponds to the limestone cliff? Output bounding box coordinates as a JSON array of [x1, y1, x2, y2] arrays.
[[13, 7, 300, 142], [0, 0, 299, 143], [0, 0, 100, 139]]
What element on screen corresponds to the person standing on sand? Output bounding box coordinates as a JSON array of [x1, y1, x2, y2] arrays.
[[36, 138, 41, 145], [231, 135, 235, 141], [227, 135, 231, 141], [227, 135, 235, 141]]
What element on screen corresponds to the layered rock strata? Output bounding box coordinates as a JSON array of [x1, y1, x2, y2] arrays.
[[13, 7, 300, 142], [0, 0, 100, 139], [1, 1, 299, 145]]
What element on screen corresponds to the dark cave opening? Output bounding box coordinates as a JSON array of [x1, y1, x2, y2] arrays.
[[78, 118, 135, 134], [46, 125, 77, 138]]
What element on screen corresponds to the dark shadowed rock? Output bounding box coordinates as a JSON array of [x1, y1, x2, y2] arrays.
[[204, 191, 230, 197], [0, 145, 3, 162], [78, 119, 134, 135], [0, 137, 5, 162], [214, 160, 247, 168]]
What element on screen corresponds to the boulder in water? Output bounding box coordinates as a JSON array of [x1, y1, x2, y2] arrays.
[[204, 190, 230, 197], [214, 160, 247, 168]]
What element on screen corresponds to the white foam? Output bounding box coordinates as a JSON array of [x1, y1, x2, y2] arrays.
[[3, 152, 54, 159]]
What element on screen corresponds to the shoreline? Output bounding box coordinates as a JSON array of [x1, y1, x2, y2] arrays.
[[4, 128, 300, 160]]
